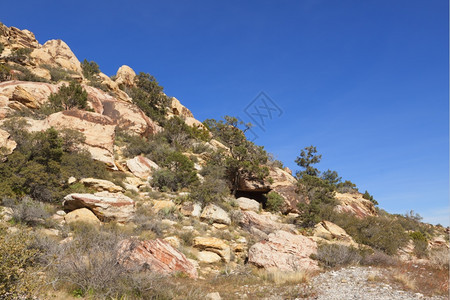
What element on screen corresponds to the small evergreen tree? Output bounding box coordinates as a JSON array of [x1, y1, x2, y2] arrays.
[[295, 145, 322, 177], [48, 82, 88, 111]]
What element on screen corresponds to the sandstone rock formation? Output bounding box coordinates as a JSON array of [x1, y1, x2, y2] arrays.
[[126, 156, 160, 179], [248, 230, 319, 271], [180, 202, 202, 217], [64, 208, 101, 226], [117, 239, 198, 279], [236, 197, 260, 212], [193, 237, 231, 262], [63, 192, 135, 223], [335, 192, 377, 218], [239, 210, 296, 234], [115, 65, 136, 88], [80, 178, 124, 193], [200, 204, 231, 225], [313, 220, 357, 247], [0, 128, 16, 157]]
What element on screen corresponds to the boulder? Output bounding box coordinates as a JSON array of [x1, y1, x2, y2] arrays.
[[239, 210, 295, 234], [197, 251, 222, 264], [200, 204, 231, 225], [30, 39, 83, 75], [248, 230, 319, 271], [117, 239, 198, 279], [64, 208, 101, 226], [180, 202, 202, 217], [193, 237, 231, 262], [334, 192, 377, 218], [169, 97, 194, 118], [152, 200, 175, 214], [269, 167, 306, 213], [206, 292, 222, 300], [11, 86, 39, 109], [313, 221, 357, 247], [0, 128, 16, 157], [63, 192, 135, 223], [236, 197, 260, 212], [80, 178, 124, 193], [115, 65, 136, 88], [126, 156, 159, 179]]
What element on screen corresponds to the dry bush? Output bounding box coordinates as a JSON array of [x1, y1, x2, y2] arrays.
[[256, 269, 310, 285], [429, 248, 449, 270], [3, 196, 51, 226], [360, 250, 398, 267], [392, 272, 416, 290], [314, 243, 361, 268]]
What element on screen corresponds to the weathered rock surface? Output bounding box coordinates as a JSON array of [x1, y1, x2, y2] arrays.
[[80, 178, 124, 193], [269, 167, 306, 213], [193, 237, 231, 262], [180, 202, 202, 217], [63, 192, 135, 222], [248, 230, 319, 271], [152, 200, 175, 214], [64, 208, 101, 226], [26, 110, 117, 166], [236, 197, 260, 212], [115, 65, 136, 88], [31, 39, 83, 75], [239, 210, 295, 234], [0, 24, 39, 50], [313, 220, 357, 247], [335, 192, 377, 218], [200, 204, 231, 225], [117, 239, 198, 279], [169, 97, 194, 118], [197, 251, 222, 264], [0, 128, 16, 157], [126, 156, 160, 179]]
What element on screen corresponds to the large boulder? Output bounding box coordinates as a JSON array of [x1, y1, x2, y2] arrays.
[[115, 65, 136, 88], [80, 178, 124, 193], [117, 239, 198, 279], [236, 197, 260, 212], [334, 192, 377, 218], [269, 167, 306, 213], [30, 39, 83, 75], [63, 192, 135, 223], [169, 97, 194, 118], [200, 204, 231, 225], [193, 237, 231, 262], [64, 208, 101, 226], [126, 156, 160, 179], [248, 230, 319, 271]]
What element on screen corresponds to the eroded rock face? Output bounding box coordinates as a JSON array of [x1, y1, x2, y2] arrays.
[[27, 110, 117, 166], [169, 97, 194, 119], [31, 39, 83, 75], [313, 220, 357, 247], [248, 230, 319, 271], [0, 128, 16, 158], [0, 24, 39, 50], [239, 210, 295, 235], [80, 178, 124, 193], [63, 192, 135, 223], [115, 65, 136, 88], [193, 237, 231, 262], [200, 204, 231, 225], [126, 156, 160, 179], [117, 239, 198, 279], [269, 167, 306, 213], [334, 192, 377, 218]]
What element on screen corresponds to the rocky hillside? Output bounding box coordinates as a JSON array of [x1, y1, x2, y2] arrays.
[[0, 22, 448, 300]]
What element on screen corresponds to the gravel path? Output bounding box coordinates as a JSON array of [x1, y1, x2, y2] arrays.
[[309, 266, 447, 300]]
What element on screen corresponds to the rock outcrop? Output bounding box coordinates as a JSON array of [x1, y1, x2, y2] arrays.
[[248, 230, 319, 271], [115, 65, 136, 88], [334, 192, 377, 218], [80, 178, 124, 193], [193, 237, 231, 262], [117, 239, 198, 279], [239, 210, 296, 234], [313, 220, 357, 247], [0, 128, 16, 158], [236, 197, 260, 212], [63, 192, 135, 223], [126, 156, 160, 179]]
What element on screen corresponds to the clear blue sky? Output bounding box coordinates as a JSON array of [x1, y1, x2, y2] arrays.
[[1, 0, 448, 225]]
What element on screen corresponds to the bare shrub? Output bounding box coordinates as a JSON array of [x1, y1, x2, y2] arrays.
[[3, 196, 51, 226], [429, 248, 449, 270], [360, 250, 398, 267], [314, 243, 361, 268]]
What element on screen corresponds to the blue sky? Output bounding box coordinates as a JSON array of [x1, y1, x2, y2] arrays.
[[1, 0, 448, 225]]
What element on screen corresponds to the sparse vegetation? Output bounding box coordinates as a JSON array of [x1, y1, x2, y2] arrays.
[[314, 243, 361, 268], [265, 191, 284, 212], [47, 81, 88, 112]]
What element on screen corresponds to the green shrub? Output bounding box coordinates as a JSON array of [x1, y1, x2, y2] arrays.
[[362, 190, 378, 205], [3, 196, 51, 226], [8, 64, 48, 82], [7, 48, 32, 63], [189, 174, 229, 206], [314, 244, 361, 268], [48, 81, 88, 112], [81, 59, 100, 80], [410, 231, 428, 258], [42, 64, 76, 82], [265, 191, 284, 212], [0, 227, 41, 298], [0, 64, 10, 82]]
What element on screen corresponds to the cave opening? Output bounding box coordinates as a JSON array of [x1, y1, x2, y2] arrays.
[[235, 190, 270, 208]]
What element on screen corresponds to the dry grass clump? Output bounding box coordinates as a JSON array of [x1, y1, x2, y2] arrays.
[[360, 250, 399, 267], [429, 248, 449, 270], [256, 269, 311, 285], [392, 272, 416, 290], [314, 243, 361, 268]]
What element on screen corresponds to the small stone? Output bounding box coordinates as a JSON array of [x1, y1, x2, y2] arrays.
[[56, 210, 66, 216], [205, 292, 221, 300], [68, 176, 77, 184]]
